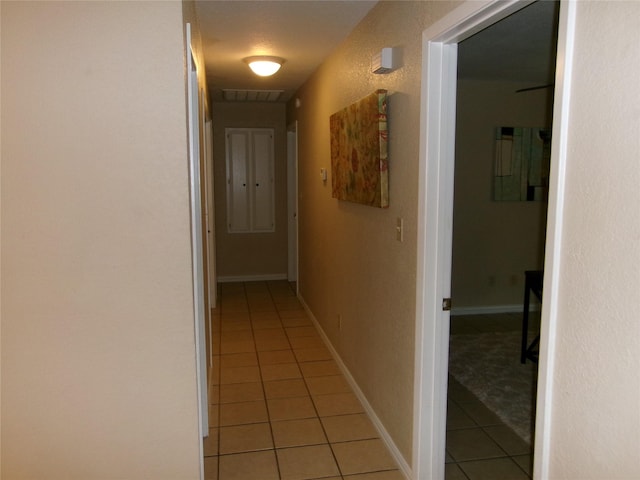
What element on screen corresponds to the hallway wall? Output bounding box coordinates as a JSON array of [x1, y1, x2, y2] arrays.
[[1, 2, 201, 477], [545, 2, 640, 477], [212, 102, 288, 280], [287, 1, 459, 463]]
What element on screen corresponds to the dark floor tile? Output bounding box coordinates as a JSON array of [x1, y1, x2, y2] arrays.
[[446, 427, 506, 462], [458, 457, 530, 480], [483, 425, 532, 456]]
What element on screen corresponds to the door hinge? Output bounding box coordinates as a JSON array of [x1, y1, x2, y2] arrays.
[[442, 298, 452, 311]]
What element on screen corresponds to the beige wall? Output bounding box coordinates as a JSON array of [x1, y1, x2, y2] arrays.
[[212, 102, 288, 280], [547, 1, 640, 477], [452, 79, 551, 309], [0, 4, 3, 473], [1, 2, 201, 478], [287, 1, 459, 462]]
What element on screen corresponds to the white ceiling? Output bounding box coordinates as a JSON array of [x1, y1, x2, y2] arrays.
[[195, 1, 377, 102], [195, 0, 559, 103]]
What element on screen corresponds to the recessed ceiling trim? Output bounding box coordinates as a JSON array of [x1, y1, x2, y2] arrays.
[[222, 89, 284, 102]]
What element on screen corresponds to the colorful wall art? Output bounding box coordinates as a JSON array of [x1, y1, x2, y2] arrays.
[[494, 126, 551, 201], [330, 90, 388, 208]]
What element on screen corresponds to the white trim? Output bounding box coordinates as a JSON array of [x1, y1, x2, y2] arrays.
[[413, 37, 458, 480], [298, 295, 411, 480], [204, 119, 217, 309], [185, 23, 206, 480], [451, 303, 541, 316], [421, 0, 533, 44], [287, 122, 299, 283], [217, 273, 288, 283], [533, 1, 575, 478]]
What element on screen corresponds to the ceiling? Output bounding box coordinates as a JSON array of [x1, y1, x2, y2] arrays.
[[458, 0, 559, 85], [195, 1, 377, 102], [195, 0, 559, 104]]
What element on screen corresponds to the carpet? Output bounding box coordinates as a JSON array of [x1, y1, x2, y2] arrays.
[[448, 331, 538, 444]]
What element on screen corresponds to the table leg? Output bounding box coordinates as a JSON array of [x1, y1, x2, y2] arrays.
[[521, 276, 531, 364]]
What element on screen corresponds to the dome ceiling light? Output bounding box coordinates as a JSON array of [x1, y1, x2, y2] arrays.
[[243, 56, 285, 77]]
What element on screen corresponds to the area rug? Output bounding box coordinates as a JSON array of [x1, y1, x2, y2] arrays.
[[448, 331, 538, 443]]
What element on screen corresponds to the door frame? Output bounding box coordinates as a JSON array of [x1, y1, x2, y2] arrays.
[[186, 23, 207, 480], [204, 119, 217, 313], [412, 1, 575, 478], [203, 118, 216, 369], [287, 121, 299, 286]]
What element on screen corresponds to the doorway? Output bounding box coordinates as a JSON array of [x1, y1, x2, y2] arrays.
[[413, 1, 575, 478], [446, 2, 559, 477]]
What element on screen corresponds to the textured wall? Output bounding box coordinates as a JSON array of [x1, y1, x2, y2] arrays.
[[212, 102, 288, 280], [547, 1, 640, 477], [1, 2, 201, 477], [452, 79, 552, 310], [287, 0, 459, 463]]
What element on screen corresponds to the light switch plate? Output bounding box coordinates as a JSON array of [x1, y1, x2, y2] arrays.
[[396, 217, 404, 242]]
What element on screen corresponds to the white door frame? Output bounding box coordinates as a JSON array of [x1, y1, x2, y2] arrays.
[[186, 23, 207, 480], [412, 1, 575, 478], [204, 119, 216, 310], [287, 121, 299, 286], [204, 118, 216, 368]]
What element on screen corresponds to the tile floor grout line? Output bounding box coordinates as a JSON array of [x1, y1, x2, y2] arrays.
[[508, 455, 534, 479], [257, 281, 284, 480], [452, 462, 473, 480], [214, 286, 222, 480], [296, 333, 345, 480]]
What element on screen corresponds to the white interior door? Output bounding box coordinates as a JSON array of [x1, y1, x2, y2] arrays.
[[186, 23, 208, 475]]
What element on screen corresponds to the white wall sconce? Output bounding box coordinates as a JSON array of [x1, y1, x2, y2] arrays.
[[244, 56, 285, 77], [371, 47, 397, 74]]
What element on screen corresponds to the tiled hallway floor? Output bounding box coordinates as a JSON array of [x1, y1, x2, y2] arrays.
[[445, 376, 533, 480], [204, 283, 534, 479], [445, 314, 536, 480], [204, 280, 404, 480]]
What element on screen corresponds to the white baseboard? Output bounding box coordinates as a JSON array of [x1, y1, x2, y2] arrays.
[[217, 273, 288, 283], [451, 303, 541, 316], [297, 294, 412, 480]]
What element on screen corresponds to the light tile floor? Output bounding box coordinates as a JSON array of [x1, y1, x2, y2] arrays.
[[205, 283, 536, 480], [204, 280, 404, 480], [445, 314, 538, 480]]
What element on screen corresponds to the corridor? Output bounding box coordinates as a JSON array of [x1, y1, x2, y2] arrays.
[[204, 280, 404, 480]]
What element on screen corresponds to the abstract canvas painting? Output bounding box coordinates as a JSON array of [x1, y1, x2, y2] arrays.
[[494, 126, 551, 201], [330, 90, 388, 208]]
